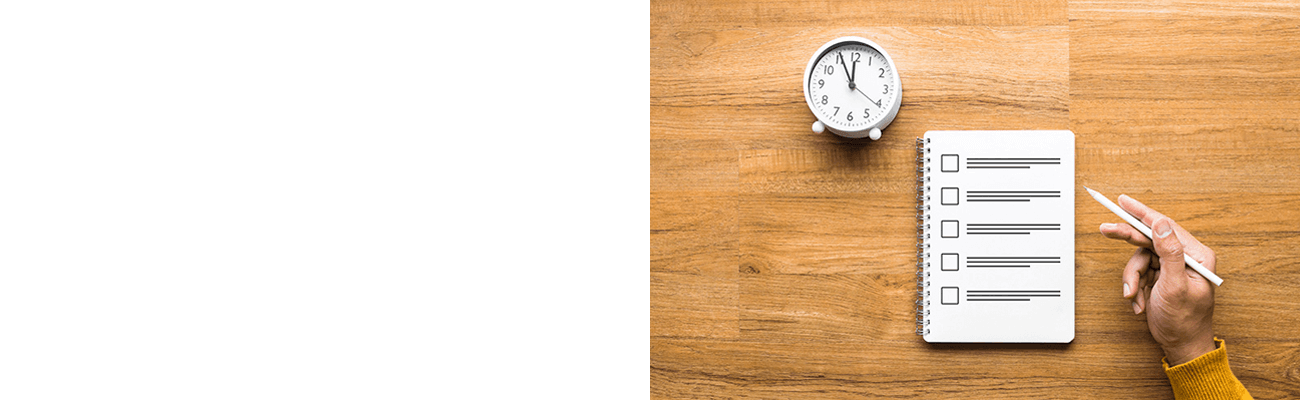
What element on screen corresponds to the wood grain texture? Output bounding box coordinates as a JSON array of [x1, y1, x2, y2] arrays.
[[652, 192, 738, 275], [652, 272, 740, 339], [652, 0, 1068, 29], [651, 26, 1069, 151], [738, 193, 916, 274], [652, 0, 1300, 398]]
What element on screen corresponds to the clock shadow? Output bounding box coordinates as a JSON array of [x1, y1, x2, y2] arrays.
[[820, 133, 891, 174]]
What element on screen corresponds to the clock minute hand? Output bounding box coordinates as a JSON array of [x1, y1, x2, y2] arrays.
[[855, 86, 881, 108]]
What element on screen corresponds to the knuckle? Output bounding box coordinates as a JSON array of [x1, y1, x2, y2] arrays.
[[1159, 239, 1183, 257]]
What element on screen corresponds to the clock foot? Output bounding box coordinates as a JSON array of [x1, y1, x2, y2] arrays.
[[812, 121, 825, 134], [869, 128, 882, 140]]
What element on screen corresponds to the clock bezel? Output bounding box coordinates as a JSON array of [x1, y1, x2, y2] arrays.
[[802, 36, 902, 139]]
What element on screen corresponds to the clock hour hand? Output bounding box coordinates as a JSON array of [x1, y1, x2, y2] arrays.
[[855, 86, 882, 108], [837, 56, 855, 89], [851, 58, 858, 86]]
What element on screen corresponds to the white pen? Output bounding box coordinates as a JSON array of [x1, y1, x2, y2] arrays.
[[1084, 187, 1223, 286]]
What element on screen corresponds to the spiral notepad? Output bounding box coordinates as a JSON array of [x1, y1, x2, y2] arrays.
[[915, 130, 1076, 343]]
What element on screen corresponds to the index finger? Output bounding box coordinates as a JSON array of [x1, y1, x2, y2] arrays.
[[1119, 195, 1211, 252], [1117, 194, 1168, 229], [1100, 222, 1153, 248]]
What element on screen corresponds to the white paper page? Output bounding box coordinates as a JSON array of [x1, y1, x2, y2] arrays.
[[922, 130, 1075, 343]]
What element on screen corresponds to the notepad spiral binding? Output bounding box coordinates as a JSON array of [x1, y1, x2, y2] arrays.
[[915, 137, 931, 336]]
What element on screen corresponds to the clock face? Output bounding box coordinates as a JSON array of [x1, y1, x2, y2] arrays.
[[807, 43, 897, 131]]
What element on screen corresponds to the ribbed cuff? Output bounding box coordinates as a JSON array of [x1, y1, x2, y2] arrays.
[[1163, 338, 1250, 400]]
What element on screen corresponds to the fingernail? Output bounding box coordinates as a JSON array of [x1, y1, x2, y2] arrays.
[[1101, 223, 1116, 231], [1155, 220, 1173, 238], [1132, 301, 1140, 314], [1123, 283, 1131, 297]]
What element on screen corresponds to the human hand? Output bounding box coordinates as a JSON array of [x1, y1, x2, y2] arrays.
[[1099, 195, 1217, 365]]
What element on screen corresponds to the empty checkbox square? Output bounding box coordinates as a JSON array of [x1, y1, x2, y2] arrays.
[[940, 220, 959, 238], [940, 187, 959, 205], [940, 154, 960, 172], [941, 253, 959, 271], [941, 287, 959, 305]]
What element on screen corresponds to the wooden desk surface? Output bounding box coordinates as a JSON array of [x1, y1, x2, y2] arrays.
[[651, 0, 1300, 398]]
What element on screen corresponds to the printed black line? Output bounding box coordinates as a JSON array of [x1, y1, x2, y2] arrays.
[[967, 258, 1061, 260], [968, 294, 1061, 297], [967, 195, 1061, 198], [967, 257, 1060, 259], [967, 162, 1061, 165], [967, 166, 1030, 169], [968, 191, 1061, 194], [967, 199, 1031, 202], [966, 227, 1061, 229], [968, 224, 1059, 226], [968, 299, 1031, 301], [968, 263, 1058, 266], [968, 290, 1060, 293], [967, 158, 1060, 160], [965, 265, 1031, 268], [967, 226, 1061, 229], [967, 260, 1060, 263], [967, 159, 1060, 161], [966, 232, 1030, 234], [967, 228, 1060, 231]]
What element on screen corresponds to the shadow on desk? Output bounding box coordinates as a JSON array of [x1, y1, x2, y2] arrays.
[[927, 342, 1073, 351]]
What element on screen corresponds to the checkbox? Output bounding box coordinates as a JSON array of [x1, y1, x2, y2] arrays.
[[940, 187, 959, 205], [940, 220, 959, 238], [940, 154, 960, 172], [941, 253, 959, 271], [941, 287, 959, 305]]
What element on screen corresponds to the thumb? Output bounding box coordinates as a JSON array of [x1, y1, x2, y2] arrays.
[[1152, 218, 1187, 290]]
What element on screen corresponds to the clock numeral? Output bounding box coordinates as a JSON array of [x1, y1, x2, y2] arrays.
[[836, 53, 844, 64], [825, 65, 834, 75], [878, 68, 885, 78], [847, 111, 853, 121], [821, 95, 828, 105], [868, 57, 872, 66], [864, 109, 871, 119], [883, 84, 889, 94], [851, 52, 861, 63], [818, 79, 824, 88], [833, 106, 840, 115]]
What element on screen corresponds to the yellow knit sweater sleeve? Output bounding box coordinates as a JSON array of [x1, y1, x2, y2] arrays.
[[1162, 338, 1252, 400]]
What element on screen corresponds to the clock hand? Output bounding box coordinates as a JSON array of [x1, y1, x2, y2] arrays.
[[837, 56, 855, 89], [851, 58, 858, 86], [855, 86, 882, 108]]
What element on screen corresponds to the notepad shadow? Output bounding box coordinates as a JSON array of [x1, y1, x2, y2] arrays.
[[925, 341, 1073, 351]]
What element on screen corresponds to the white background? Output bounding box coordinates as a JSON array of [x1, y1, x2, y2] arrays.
[[0, 1, 647, 398]]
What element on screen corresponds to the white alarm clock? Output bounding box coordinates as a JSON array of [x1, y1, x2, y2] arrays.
[[802, 36, 902, 140]]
